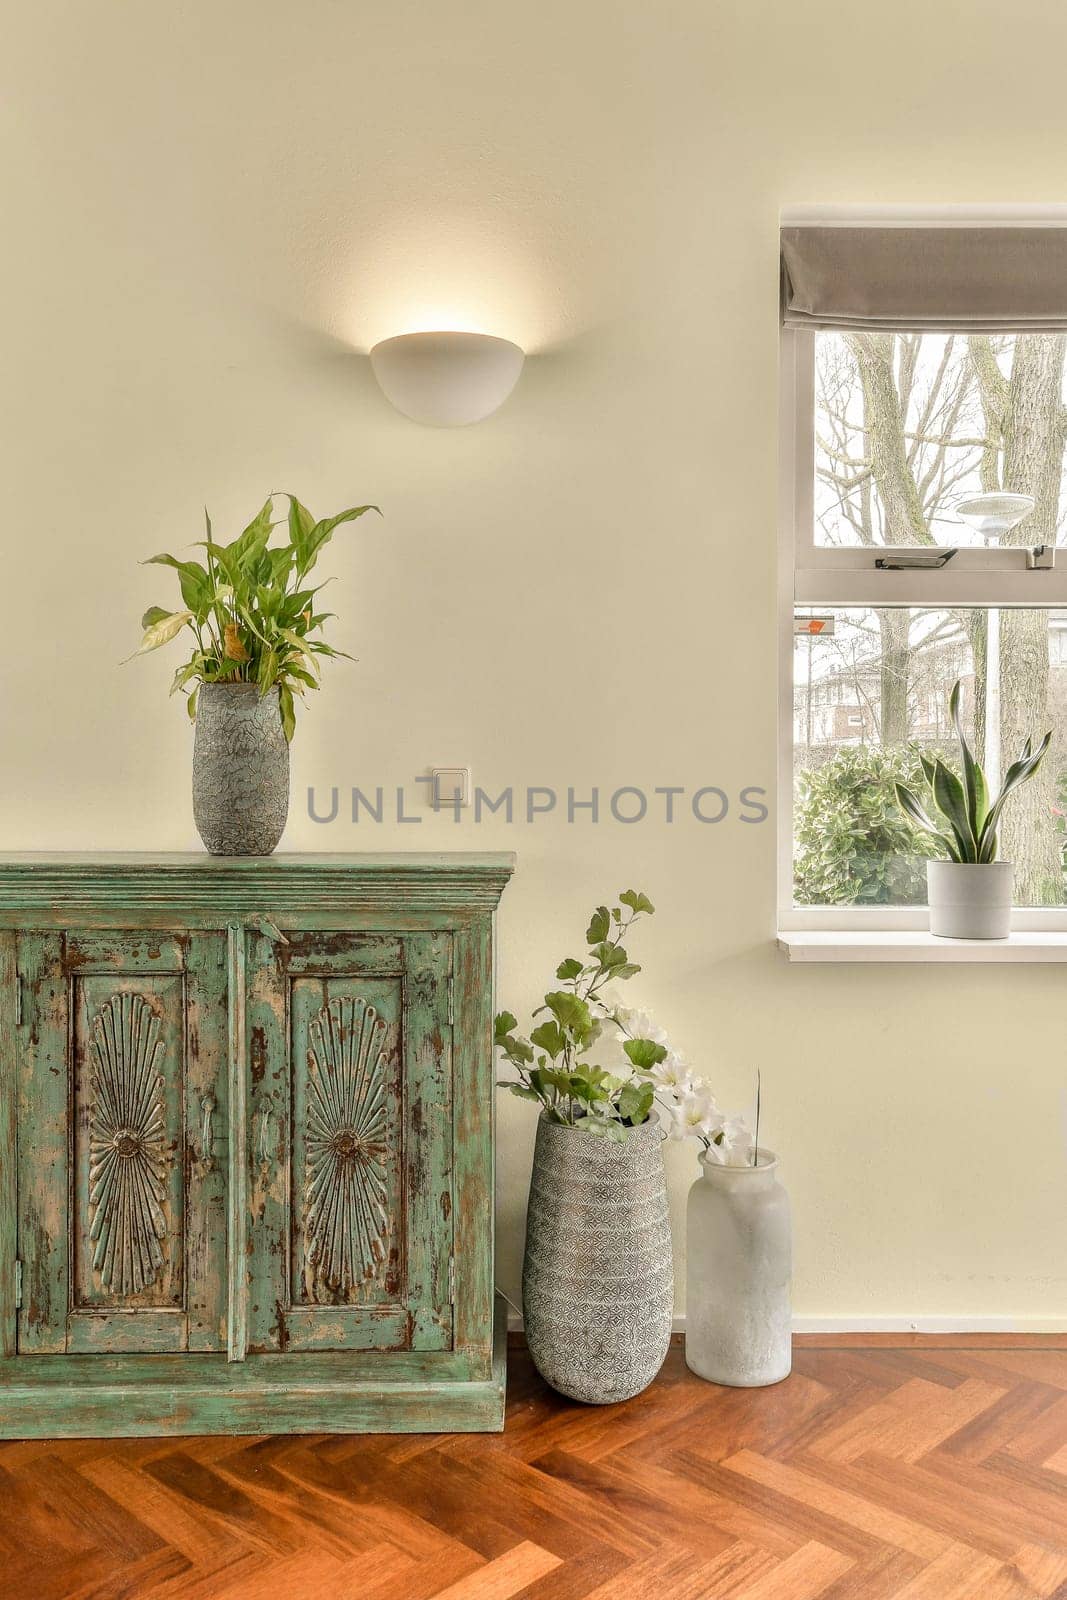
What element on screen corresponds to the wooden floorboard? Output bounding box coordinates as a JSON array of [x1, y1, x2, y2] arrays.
[[0, 1336, 1065, 1599]]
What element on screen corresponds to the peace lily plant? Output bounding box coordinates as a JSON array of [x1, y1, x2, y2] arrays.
[[127, 490, 378, 857], [895, 679, 1051, 938], [128, 491, 378, 740], [495, 889, 753, 1160]]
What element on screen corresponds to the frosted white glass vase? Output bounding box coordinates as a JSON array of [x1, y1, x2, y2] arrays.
[[685, 1150, 791, 1387]]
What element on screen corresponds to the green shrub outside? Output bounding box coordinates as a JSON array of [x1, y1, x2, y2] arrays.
[[794, 745, 940, 906]]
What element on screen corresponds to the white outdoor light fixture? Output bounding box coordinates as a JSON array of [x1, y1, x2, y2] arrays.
[[954, 493, 1035, 540], [369, 331, 525, 426], [954, 492, 1036, 792]]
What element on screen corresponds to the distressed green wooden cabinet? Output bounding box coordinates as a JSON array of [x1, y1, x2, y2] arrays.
[[0, 853, 513, 1436]]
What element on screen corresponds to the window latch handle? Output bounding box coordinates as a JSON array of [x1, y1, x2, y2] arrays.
[[874, 548, 957, 571]]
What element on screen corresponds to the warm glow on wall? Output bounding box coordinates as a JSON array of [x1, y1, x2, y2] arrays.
[[337, 205, 561, 354]]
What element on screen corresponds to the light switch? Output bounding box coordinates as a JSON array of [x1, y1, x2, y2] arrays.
[[431, 767, 471, 808]]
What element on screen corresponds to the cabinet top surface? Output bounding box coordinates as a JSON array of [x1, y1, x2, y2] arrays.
[[0, 852, 516, 871], [0, 852, 515, 914]]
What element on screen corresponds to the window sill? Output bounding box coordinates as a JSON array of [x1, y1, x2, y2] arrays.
[[778, 930, 1067, 963]]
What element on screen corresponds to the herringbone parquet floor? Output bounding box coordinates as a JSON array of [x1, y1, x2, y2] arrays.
[[2, 1336, 1066, 1600]]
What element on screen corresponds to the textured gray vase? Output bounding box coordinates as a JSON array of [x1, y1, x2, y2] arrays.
[[192, 683, 290, 856], [685, 1150, 791, 1388], [522, 1115, 673, 1405]]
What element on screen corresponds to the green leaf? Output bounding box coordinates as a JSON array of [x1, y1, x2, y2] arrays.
[[611, 963, 641, 981], [169, 659, 203, 696], [507, 1084, 543, 1103], [278, 627, 320, 678], [144, 554, 211, 614], [282, 665, 318, 691], [583, 1116, 629, 1141], [530, 1020, 565, 1058], [298, 504, 379, 576], [125, 609, 194, 660], [267, 546, 293, 588], [305, 642, 356, 668], [950, 679, 988, 845], [194, 538, 243, 594], [187, 687, 198, 721], [618, 1080, 655, 1124], [894, 782, 957, 860], [494, 1011, 518, 1043], [577, 1017, 603, 1053], [544, 990, 594, 1042], [556, 957, 584, 981], [931, 759, 976, 862], [256, 582, 281, 620], [141, 605, 171, 630], [623, 1038, 668, 1070], [978, 730, 1053, 857], [232, 497, 275, 570], [569, 1068, 610, 1105], [494, 1014, 534, 1065], [592, 941, 628, 971], [586, 906, 610, 944], [278, 682, 296, 743], [257, 647, 278, 693], [285, 494, 317, 570], [619, 889, 655, 915]]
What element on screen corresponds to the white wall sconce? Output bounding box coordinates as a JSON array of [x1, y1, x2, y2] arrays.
[[369, 331, 525, 426]]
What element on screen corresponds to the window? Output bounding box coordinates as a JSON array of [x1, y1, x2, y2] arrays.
[[780, 216, 1067, 928]]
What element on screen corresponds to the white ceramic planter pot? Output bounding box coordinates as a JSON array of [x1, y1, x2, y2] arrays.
[[685, 1150, 791, 1388], [926, 860, 1012, 940]]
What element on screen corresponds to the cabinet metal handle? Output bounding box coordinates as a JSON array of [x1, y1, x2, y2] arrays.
[[255, 1095, 274, 1164], [247, 914, 290, 946], [200, 1092, 216, 1172]]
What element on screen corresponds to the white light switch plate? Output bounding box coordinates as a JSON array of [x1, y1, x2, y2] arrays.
[[431, 767, 471, 808]]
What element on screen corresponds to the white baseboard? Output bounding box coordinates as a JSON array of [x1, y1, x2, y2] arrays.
[[788, 1314, 1067, 1334], [504, 1307, 1067, 1335]]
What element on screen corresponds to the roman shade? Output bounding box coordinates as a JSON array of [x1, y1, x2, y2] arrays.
[[780, 226, 1067, 332]]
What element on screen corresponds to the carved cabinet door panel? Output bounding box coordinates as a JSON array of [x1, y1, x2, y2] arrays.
[[245, 930, 453, 1354], [17, 930, 228, 1354]]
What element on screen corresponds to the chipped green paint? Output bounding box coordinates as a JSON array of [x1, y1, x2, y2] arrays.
[[0, 853, 512, 1436], [17, 931, 229, 1357], [0, 932, 16, 1359], [0, 1294, 508, 1437], [246, 929, 453, 1357], [226, 922, 248, 1363]]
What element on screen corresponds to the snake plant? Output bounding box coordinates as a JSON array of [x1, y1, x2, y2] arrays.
[[895, 680, 1051, 864]]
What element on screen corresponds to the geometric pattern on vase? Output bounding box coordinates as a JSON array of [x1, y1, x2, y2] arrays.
[[87, 992, 169, 1297], [522, 1114, 674, 1405], [304, 995, 391, 1299]]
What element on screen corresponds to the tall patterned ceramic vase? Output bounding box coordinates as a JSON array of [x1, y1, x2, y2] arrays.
[[192, 682, 290, 856], [685, 1150, 792, 1387], [522, 1115, 673, 1405]]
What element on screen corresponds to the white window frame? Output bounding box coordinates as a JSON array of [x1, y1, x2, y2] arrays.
[[778, 324, 1067, 932]]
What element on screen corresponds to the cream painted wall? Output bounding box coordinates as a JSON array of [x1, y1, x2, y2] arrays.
[[3, 0, 1065, 1327]]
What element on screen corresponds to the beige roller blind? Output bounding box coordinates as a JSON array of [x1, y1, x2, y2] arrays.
[[781, 226, 1067, 331]]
